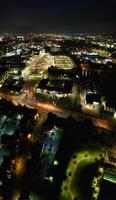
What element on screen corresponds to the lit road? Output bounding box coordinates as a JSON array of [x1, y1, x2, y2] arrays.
[[14, 156, 26, 177], [11, 190, 20, 200], [9, 155, 29, 200], [0, 90, 116, 132]]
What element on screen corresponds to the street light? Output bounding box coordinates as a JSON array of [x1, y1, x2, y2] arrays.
[[53, 160, 59, 166], [27, 133, 32, 139], [49, 176, 53, 182]]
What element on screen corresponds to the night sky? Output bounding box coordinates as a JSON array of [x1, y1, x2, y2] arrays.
[[0, 0, 116, 34]]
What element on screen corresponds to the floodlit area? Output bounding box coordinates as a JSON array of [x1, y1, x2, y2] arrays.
[[61, 150, 108, 200], [22, 52, 75, 79], [53, 55, 75, 69], [22, 52, 54, 79]]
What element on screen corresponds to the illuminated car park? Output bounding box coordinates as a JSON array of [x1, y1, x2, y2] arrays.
[[53, 55, 75, 69]]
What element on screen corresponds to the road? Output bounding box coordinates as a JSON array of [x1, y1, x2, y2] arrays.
[[0, 90, 116, 132]]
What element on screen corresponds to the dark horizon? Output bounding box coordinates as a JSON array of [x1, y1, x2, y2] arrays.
[[0, 0, 116, 35]]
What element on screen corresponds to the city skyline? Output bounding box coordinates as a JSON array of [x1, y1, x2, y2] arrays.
[[0, 30, 116, 200]]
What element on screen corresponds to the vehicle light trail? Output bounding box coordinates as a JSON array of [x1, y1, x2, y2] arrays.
[[0, 90, 116, 132]]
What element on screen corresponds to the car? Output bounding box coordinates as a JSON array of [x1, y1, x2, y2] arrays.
[[6, 170, 12, 179]]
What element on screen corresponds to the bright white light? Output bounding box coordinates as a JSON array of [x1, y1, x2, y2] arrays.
[[49, 176, 53, 182], [114, 112, 116, 119], [53, 160, 58, 166], [93, 102, 99, 105]]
